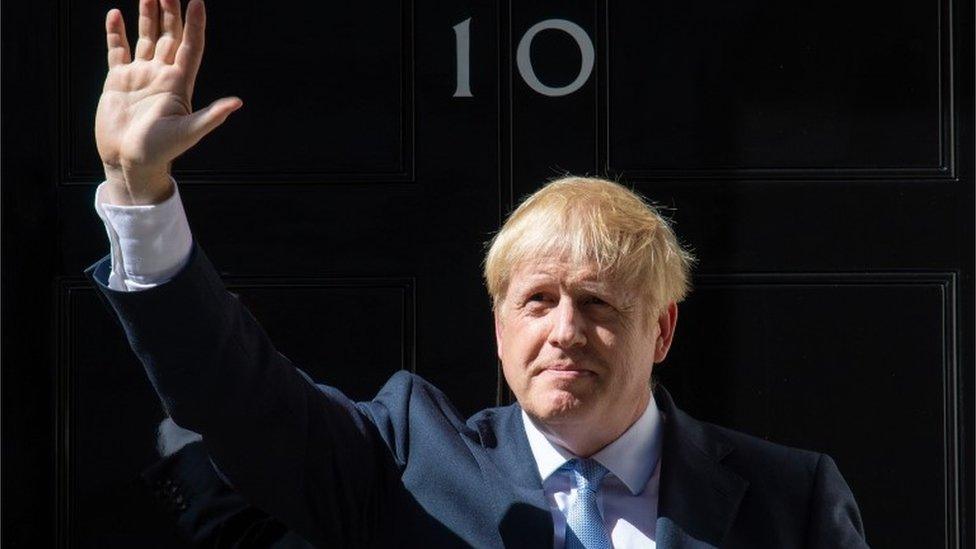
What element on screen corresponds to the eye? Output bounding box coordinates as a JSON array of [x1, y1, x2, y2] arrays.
[[521, 292, 556, 312], [583, 296, 616, 313]]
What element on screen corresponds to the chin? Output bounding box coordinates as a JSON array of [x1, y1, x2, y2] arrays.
[[528, 389, 589, 423]]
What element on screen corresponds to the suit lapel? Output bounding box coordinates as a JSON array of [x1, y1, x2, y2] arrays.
[[476, 388, 748, 549], [477, 403, 555, 549], [654, 385, 749, 548]]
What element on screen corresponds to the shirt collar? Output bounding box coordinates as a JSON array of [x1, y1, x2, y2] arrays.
[[520, 393, 663, 496]]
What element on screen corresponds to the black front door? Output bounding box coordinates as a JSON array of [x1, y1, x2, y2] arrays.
[[3, 1, 972, 547]]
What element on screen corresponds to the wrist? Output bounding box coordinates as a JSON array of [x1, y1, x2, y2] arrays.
[[102, 163, 174, 206]]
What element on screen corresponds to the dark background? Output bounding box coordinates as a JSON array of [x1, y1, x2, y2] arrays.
[[3, 0, 973, 547]]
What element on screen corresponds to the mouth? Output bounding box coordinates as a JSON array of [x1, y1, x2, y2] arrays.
[[540, 364, 596, 379]]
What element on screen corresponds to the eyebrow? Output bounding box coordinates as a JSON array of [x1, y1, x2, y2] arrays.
[[514, 275, 611, 295], [573, 281, 611, 294]]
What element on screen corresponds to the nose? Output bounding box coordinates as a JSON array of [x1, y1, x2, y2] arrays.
[[548, 299, 587, 348]]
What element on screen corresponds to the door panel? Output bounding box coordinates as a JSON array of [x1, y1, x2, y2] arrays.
[[3, 0, 972, 547]]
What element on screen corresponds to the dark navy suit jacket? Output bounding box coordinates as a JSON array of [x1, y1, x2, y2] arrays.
[[86, 242, 868, 548]]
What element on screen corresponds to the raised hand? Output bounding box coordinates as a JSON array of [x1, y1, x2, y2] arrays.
[[95, 0, 242, 205]]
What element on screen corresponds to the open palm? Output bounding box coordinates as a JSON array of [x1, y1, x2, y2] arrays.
[[95, 0, 240, 194]]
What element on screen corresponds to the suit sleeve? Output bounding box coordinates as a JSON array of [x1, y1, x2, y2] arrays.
[[140, 440, 315, 549], [85, 241, 408, 548], [803, 453, 870, 548]]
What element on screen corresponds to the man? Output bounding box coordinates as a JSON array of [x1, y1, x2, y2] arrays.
[[89, 0, 867, 547]]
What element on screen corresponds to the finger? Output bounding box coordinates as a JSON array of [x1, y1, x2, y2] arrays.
[[105, 9, 132, 68], [134, 0, 160, 60], [181, 96, 242, 148], [154, 0, 183, 64], [175, 0, 205, 85]]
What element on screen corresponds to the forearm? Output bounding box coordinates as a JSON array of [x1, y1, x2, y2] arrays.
[[85, 240, 401, 547]]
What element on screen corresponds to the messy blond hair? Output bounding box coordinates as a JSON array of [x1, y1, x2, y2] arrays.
[[482, 176, 695, 321]]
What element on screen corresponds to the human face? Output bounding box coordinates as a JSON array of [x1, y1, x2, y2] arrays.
[[494, 258, 677, 437]]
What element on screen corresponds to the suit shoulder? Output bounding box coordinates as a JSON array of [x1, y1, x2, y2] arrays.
[[682, 417, 834, 534], [376, 370, 455, 407], [358, 370, 486, 468], [695, 417, 823, 480], [364, 370, 472, 432]]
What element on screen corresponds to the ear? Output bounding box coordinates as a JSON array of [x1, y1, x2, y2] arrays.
[[652, 301, 678, 363], [493, 307, 504, 361]]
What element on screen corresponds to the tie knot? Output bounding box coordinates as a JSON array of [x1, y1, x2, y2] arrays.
[[564, 458, 610, 492]]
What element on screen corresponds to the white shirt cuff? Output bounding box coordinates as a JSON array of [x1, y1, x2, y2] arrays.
[[93, 177, 193, 292]]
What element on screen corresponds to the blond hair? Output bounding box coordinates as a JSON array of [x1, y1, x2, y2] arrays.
[[482, 176, 695, 320]]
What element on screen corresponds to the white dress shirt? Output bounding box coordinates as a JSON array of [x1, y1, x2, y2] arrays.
[[93, 178, 664, 547], [522, 397, 663, 548], [93, 179, 192, 292]]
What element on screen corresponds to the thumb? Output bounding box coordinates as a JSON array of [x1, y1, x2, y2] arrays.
[[183, 96, 243, 145]]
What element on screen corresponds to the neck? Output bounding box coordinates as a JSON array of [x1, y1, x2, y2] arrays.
[[534, 389, 651, 458]]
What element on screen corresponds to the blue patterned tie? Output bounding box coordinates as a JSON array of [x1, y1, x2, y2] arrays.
[[563, 458, 612, 549]]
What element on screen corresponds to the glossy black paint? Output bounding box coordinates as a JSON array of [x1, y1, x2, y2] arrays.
[[2, 0, 972, 547]]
